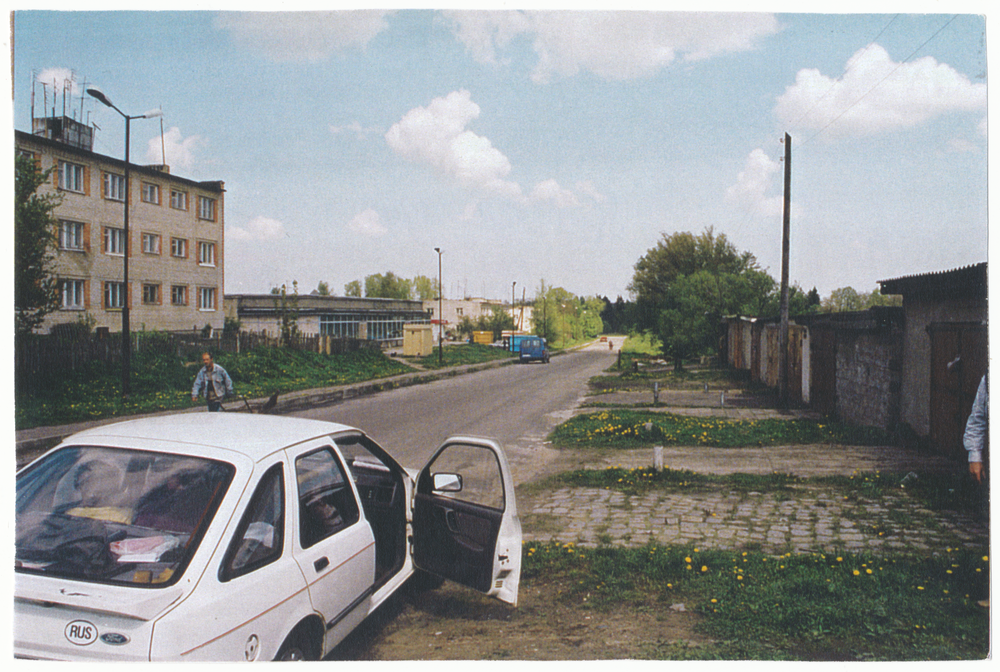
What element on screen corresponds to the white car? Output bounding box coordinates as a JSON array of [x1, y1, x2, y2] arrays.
[[14, 414, 522, 661]]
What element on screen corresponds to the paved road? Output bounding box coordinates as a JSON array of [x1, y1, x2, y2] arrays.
[[293, 339, 623, 476]]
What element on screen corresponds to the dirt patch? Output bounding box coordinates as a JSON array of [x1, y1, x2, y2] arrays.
[[329, 575, 710, 660]]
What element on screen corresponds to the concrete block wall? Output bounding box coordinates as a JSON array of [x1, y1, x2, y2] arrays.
[[835, 329, 902, 431]]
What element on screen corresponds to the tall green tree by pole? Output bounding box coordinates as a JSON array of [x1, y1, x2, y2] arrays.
[[629, 227, 774, 370], [15, 154, 61, 336]]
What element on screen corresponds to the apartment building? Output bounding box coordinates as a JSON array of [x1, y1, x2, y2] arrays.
[[16, 117, 225, 334]]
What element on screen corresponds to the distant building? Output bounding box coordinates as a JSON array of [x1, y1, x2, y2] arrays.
[[423, 298, 507, 341], [16, 117, 226, 334], [227, 294, 430, 345]]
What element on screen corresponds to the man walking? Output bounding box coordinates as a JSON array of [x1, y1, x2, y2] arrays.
[[192, 352, 234, 412]]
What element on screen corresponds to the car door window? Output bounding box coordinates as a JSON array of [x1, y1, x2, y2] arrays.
[[295, 448, 359, 549], [220, 464, 284, 581], [423, 442, 504, 511]]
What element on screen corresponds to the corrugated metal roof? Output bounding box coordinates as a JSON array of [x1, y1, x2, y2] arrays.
[[878, 262, 987, 298]]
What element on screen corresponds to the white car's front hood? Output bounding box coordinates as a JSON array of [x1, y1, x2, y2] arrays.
[[15, 572, 186, 621]]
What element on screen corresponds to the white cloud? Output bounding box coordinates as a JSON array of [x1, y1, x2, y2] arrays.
[[575, 180, 606, 203], [775, 44, 987, 138], [228, 216, 286, 241], [330, 121, 381, 139], [214, 11, 393, 62], [444, 11, 780, 83], [725, 148, 783, 218], [347, 208, 387, 237], [35, 67, 82, 96], [385, 90, 522, 199], [530, 179, 580, 208], [145, 127, 205, 172]]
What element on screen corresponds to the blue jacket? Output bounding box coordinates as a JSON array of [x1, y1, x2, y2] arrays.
[[963, 374, 988, 463], [192, 363, 234, 402]]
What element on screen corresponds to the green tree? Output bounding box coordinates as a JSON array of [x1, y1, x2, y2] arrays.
[[365, 272, 412, 300], [486, 305, 515, 342], [821, 287, 863, 312], [15, 154, 61, 335], [861, 287, 902, 308], [821, 286, 902, 312], [760, 282, 821, 317], [629, 227, 773, 367], [315, 281, 331, 296], [412, 275, 440, 300], [343, 280, 362, 297], [272, 281, 300, 345]]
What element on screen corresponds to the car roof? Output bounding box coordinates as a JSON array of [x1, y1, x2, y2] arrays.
[[60, 414, 356, 462]]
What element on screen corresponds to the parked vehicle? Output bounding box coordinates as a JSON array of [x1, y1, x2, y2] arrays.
[[14, 414, 521, 661], [518, 337, 549, 364]]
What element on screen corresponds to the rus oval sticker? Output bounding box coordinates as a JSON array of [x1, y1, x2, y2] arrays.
[[65, 620, 98, 646]]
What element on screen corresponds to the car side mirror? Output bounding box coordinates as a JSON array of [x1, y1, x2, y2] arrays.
[[432, 473, 462, 492]]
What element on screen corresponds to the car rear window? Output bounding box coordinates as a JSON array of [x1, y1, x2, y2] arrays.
[[15, 445, 234, 587]]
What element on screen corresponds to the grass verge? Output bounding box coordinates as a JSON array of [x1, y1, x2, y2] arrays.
[[522, 541, 990, 660], [16, 347, 414, 429], [551, 409, 892, 448], [412, 343, 515, 369]]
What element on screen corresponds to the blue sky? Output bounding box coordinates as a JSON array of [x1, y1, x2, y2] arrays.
[[9, 6, 990, 303]]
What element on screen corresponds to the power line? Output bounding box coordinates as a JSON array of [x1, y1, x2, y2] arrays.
[[788, 15, 900, 131], [801, 15, 959, 147]]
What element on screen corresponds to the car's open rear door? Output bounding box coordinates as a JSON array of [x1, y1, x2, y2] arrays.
[[412, 437, 521, 606]]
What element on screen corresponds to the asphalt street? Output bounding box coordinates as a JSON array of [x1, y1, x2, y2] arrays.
[[293, 339, 623, 474]]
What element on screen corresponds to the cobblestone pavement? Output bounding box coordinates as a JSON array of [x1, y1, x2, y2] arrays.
[[521, 401, 990, 557], [523, 483, 988, 556]]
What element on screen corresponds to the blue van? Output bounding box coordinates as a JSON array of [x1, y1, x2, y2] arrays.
[[519, 336, 549, 364]]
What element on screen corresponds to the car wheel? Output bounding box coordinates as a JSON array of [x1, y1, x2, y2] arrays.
[[275, 626, 319, 661]]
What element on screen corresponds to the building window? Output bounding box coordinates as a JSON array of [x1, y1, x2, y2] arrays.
[[141, 182, 160, 205], [104, 281, 126, 310], [142, 283, 161, 305], [171, 285, 188, 306], [103, 172, 125, 201], [171, 237, 188, 258], [58, 160, 86, 193], [104, 227, 126, 256], [198, 196, 217, 221], [59, 220, 87, 251], [170, 189, 188, 210], [199, 287, 216, 311], [198, 241, 216, 266], [456, 308, 464, 316], [142, 232, 161, 255], [61, 279, 85, 310]]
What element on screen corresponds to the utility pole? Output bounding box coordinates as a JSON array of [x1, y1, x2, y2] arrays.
[[435, 248, 443, 366], [779, 132, 791, 408]]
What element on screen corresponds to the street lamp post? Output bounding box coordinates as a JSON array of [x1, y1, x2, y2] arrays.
[[511, 281, 516, 346], [87, 87, 162, 400], [434, 247, 443, 365]]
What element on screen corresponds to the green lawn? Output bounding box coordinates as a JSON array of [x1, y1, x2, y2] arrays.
[[551, 409, 892, 448], [412, 343, 515, 369], [522, 541, 989, 660]]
